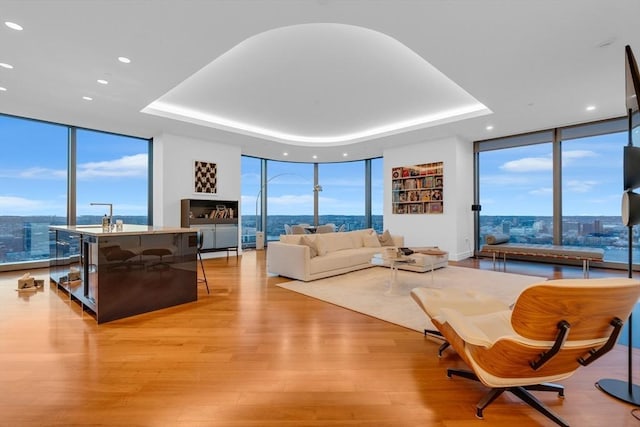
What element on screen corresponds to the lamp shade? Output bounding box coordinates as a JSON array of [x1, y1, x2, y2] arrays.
[[621, 191, 640, 226]]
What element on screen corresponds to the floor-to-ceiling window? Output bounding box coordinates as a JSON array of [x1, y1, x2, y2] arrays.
[[0, 115, 68, 267], [265, 161, 314, 242], [477, 133, 554, 245], [76, 129, 149, 225], [476, 117, 632, 266], [318, 161, 365, 231], [240, 156, 262, 247], [0, 113, 151, 270], [371, 157, 384, 233], [560, 120, 631, 263], [240, 156, 383, 247]]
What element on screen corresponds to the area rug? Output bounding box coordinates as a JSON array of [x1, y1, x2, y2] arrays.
[[276, 266, 545, 333]]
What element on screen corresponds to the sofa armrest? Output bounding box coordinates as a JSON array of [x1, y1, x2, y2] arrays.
[[267, 241, 310, 281]]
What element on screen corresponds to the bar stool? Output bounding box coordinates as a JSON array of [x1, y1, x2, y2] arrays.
[[197, 231, 210, 294]]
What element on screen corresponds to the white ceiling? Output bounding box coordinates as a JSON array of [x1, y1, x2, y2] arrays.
[[1, 0, 639, 163]]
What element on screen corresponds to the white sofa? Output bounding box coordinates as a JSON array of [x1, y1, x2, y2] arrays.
[[267, 228, 404, 281]]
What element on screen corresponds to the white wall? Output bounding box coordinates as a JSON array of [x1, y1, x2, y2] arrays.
[[153, 133, 242, 256], [383, 136, 474, 261]]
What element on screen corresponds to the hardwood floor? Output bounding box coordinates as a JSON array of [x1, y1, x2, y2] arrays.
[[1, 251, 640, 426]]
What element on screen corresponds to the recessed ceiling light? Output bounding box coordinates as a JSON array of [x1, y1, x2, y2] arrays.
[[0, 87, 6, 92], [118, 56, 131, 64], [343, 153, 348, 157], [586, 105, 596, 111], [0, 63, 14, 69], [486, 125, 494, 131], [312, 155, 318, 159], [97, 79, 108, 85], [5, 21, 23, 31], [82, 96, 93, 101], [283, 152, 288, 156]]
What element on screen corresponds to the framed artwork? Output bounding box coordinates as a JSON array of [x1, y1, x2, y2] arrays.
[[391, 161, 444, 214], [194, 160, 217, 194]]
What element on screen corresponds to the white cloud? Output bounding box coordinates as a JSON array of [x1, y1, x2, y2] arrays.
[[0, 195, 64, 215], [566, 179, 598, 193], [269, 194, 314, 205], [501, 156, 552, 172], [0, 167, 66, 179], [481, 174, 536, 186], [563, 150, 597, 160], [499, 150, 597, 173], [529, 187, 552, 196], [78, 153, 147, 179], [0, 195, 40, 209]]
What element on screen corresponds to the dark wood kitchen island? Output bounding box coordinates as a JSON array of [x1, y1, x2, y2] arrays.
[[49, 225, 197, 323]]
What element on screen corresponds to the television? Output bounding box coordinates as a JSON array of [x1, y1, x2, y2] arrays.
[[623, 45, 640, 191]]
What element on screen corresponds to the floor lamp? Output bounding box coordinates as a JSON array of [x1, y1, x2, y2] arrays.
[[254, 173, 314, 248], [596, 171, 640, 404], [597, 45, 640, 404]]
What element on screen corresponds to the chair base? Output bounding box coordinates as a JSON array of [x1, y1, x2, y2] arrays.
[[447, 368, 568, 427], [423, 329, 450, 357]]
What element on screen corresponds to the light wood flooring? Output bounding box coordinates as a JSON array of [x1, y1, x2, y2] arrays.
[[1, 251, 640, 426]]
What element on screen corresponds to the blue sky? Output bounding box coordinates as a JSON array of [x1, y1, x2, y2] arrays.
[[0, 115, 148, 217], [479, 131, 626, 217]]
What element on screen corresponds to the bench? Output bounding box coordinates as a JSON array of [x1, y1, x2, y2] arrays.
[[481, 239, 604, 278]]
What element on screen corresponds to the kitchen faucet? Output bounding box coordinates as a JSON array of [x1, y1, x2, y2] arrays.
[[90, 203, 113, 225]]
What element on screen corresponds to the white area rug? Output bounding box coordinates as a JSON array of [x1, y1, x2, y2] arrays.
[[276, 266, 545, 333]]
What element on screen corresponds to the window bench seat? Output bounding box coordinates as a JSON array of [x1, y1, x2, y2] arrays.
[[481, 242, 604, 278]]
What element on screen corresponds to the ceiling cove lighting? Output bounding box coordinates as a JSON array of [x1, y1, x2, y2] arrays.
[[118, 56, 131, 64], [142, 23, 491, 147], [144, 101, 489, 146], [0, 63, 14, 69], [5, 21, 23, 31]]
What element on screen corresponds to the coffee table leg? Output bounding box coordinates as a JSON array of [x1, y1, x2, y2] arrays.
[[430, 260, 435, 286], [385, 262, 399, 295]]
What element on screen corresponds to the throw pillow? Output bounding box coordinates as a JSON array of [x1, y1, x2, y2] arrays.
[[315, 237, 329, 256], [378, 229, 395, 246], [362, 233, 381, 248], [299, 236, 318, 258], [485, 233, 510, 245]]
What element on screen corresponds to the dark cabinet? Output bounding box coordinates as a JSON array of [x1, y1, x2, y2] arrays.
[[181, 199, 239, 256]]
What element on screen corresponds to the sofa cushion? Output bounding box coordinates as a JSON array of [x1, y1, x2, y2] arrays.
[[309, 247, 379, 274], [362, 232, 382, 248], [378, 229, 395, 246], [299, 236, 318, 258], [324, 232, 357, 253], [280, 234, 302, 244], [315, 237, 329, 256]]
